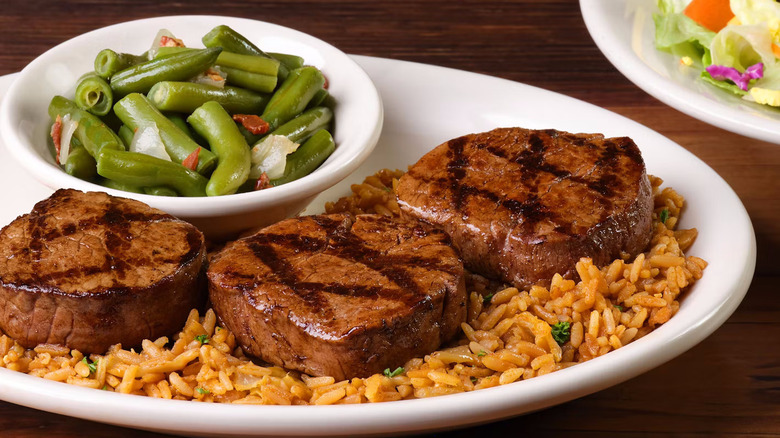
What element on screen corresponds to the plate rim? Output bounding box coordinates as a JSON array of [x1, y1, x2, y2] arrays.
[[0, 52, 757, 436]]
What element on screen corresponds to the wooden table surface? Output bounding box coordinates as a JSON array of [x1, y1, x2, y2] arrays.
[[0, 1, 777, 436]]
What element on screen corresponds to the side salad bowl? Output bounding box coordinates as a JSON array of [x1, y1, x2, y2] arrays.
[[0, 15, 383, 240]]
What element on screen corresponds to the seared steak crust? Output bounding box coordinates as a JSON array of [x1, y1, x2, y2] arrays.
[[0, 189, 207, 353], [396, 127, 653, 289], [208, 214, 466, 380]]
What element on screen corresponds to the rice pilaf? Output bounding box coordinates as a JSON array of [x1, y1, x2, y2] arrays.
[[0, 169, 706, 404]]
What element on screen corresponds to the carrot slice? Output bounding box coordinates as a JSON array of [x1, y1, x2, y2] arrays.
[[772, 43, 780, 58], [684, 0, 734, 33]]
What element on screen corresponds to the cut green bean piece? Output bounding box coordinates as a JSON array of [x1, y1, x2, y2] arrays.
[[113, 93, 216, 174], [97, 177, 145, 194], [94, 49, 147, 79], [270, 129, 335, 186], [202, 25, 289, 79], [144, 186, 178, 197], [63, 138, 98, 181], [156, 46, 284, 79], [219, 66, 277, 93], [217, 51, 280, 76], [188, 101, 251, 196], [307, 88, 329, 109], [164, 112, 194, 137], [261, 66, 325, 131], [268, 52, 305, 71], [75, 73, 113, 116], [117, 124, 134, 148], [265, 106, 333, 144], [152, 46, 191, 59], [97, 149, 207, 197], [148, 81, 269, 114], [48, 96, 124, 159], [110, 47, 222, 96]]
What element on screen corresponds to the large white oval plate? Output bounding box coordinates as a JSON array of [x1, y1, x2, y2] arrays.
[[0, 53, 756, 436], [581, 0, 780, 144]]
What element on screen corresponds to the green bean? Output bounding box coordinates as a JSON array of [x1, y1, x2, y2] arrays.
[[63, 137, 98, 181], [268, 52, 305, 71], [113, 93, 217, 174], [94, 49, 147, 79], [110, 47, 222, 96], [270, 129, 335, 186], [202, 25, 289, 79], [164, 112, 193, 136], [165, 112, 208, 146], [74, 73, 113, 116], [219, 66, 277, 93], [153, 46, 191, 59], [264, 106, 333, 144], [216, 51, 279, 76], [261, 66, 325, 131], [187, 101, 251, 196], [48, 96, 124, 159], [97, 177, 145, 194], [155, 47, 281, 80], [147, 81, 269, 114], [117, 124, 134, 148], [97, 149, 207, 197], [307, 88, 329, 109], [144, 186, 178, 197]]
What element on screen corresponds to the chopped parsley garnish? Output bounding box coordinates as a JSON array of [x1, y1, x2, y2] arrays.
[[102, 385, 108, 391], [195, 334, 210, 345], [659, 208, 669, 224], [383, 367, 404, 378], [614, 304, 624, 312], [477, 350, 487, 357], [81, 357, 98, 374], [551, 321, 571, 345], [482, 293, 494, 305], [470, 376, 478, 384], [196, 387, 210, 395]]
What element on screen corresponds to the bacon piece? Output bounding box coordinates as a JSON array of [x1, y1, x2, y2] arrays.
[[159, 35, 186, 48], [232, 114, 270, 135], [204, 67, 225, 83], [50, 115, 63, 164], [254, 173, 272, 190], [182, 148, 200, 171]]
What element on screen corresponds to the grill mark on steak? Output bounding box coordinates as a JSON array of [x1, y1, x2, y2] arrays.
[[5, 191, 204, 292], [243, 216, 449, 312], [410, 129, 639, 236], [446, 135, 469, 210]]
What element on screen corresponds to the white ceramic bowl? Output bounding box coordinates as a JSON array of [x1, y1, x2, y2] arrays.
[[0, 15, 383, 240]]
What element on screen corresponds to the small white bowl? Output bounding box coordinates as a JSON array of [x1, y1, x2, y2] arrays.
[[0, 15, 383, 240]]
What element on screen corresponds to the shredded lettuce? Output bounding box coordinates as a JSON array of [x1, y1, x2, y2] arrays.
[[653, 1, 716, 64], [710, 24, 775, 70]]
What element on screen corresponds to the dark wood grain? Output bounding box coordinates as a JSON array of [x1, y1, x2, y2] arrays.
[[1, 1, 778, 436]]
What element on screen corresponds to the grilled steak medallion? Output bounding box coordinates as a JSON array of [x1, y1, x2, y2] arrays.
[[0, 189, 207, 353], [208, 214, 466, 380], [396, 127, 654, 289]]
